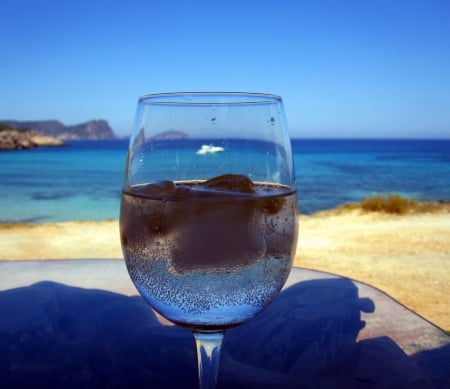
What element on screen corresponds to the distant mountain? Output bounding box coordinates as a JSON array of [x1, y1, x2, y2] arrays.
[[0, 119, 117, 140]]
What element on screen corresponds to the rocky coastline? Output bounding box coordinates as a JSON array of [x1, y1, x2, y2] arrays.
[[0, 119, 117, 150], [0, 129, 64, 151], [1, 119, 116, 140]]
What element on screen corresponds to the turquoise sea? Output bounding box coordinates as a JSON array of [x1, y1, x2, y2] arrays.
[[1, 139, 449, 223]]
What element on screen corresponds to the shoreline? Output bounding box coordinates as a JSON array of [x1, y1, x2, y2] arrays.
[[0, 209, 449, 330]]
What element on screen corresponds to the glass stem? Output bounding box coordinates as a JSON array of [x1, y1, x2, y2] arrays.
[[193, 331, 224, 389]]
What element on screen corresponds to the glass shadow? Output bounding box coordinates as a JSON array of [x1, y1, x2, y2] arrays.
[[1, 277, 442, 388]]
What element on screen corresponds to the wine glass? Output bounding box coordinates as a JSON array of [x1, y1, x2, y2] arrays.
[[120, 92, 298, 388]]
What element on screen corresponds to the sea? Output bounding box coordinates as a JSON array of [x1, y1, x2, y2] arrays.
[[0, 138, 449, 223]]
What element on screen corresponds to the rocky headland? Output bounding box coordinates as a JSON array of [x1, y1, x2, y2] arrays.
[[0, 119, 117, 150], [0, 127, 64, 150]]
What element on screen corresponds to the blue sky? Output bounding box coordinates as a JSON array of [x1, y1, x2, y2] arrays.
[[1, 0, 449, 138]]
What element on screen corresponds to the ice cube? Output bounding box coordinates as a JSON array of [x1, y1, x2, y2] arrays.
[[199, 174, 256, 194], [261, 196, 284, 214], [172, 185, 197, 199], [169, 201, 266, 274], [134, 181, 177, 198]]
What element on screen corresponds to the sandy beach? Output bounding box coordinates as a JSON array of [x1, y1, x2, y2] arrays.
[[0, 209, 449, 330]]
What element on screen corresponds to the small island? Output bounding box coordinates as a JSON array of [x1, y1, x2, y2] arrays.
[[150, 130, 189, 140]]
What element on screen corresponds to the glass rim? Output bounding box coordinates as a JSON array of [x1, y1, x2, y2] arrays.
[[138, 91, 282, 106]]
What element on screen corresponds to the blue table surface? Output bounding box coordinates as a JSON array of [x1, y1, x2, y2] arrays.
[[0, 260, 449, 388]]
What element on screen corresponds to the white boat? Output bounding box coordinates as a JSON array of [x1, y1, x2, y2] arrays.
[[196, 144, 225, 155]]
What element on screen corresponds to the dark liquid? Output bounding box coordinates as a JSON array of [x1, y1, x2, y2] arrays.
[[120, 176, 298, 330]]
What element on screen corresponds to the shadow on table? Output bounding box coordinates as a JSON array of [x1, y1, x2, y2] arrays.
[[0, 278, 440, 388]]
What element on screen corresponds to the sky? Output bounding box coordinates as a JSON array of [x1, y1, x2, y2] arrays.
[[1, 0, 449, 138]]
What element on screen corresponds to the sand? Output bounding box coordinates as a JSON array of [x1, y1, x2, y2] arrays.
[[0, 210, 449, 330], [297, 209, 450, 331]]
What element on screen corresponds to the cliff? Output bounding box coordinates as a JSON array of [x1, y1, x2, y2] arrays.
[[0, 119, 117, 140]]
